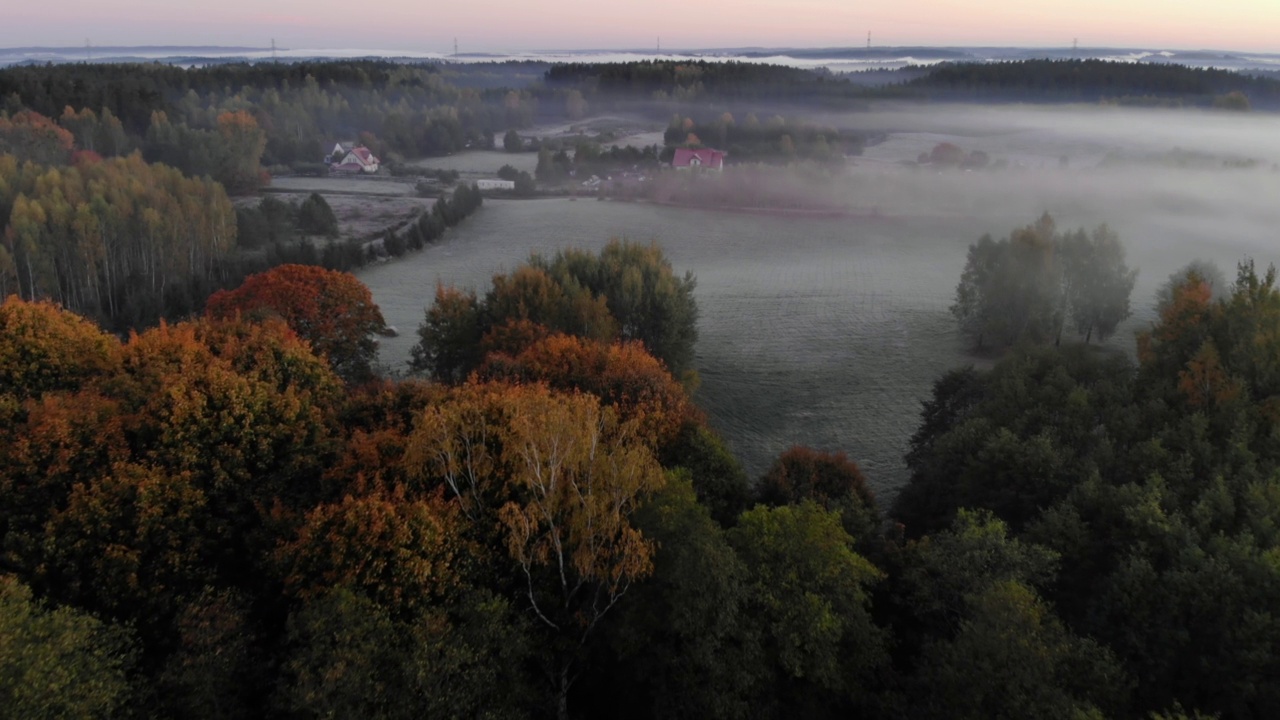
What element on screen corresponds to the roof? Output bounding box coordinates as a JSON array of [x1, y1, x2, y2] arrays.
[[672, 148, 725, 168], [351, 146, 377, 164]]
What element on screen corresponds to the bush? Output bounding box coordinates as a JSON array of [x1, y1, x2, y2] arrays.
[[298, 193, 339, 238], [293, 162, 330, 177]]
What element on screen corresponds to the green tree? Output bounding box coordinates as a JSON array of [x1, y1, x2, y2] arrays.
[[727, 502, 887, 717], [584, 475, 756, 720], [0, 575, 135, 719], [952, 214, 1132, 349], [1059, 225, 1138, 343], [882, 509, 1060, 657], [660, 423, 751, 527], [503, 129, 522, 152], [757, 445, 881, 548], [297, 192, 339, 237], [409, 283, 483, 382], [534, 240, 700, 377], [280, 586, 530, 720], [895, 345, 1133, 535], [907, 580, 1125, 720]]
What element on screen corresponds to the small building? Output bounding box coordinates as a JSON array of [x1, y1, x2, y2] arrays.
[[672, 148, 726, 171], [476, 179, 516, 191], [328, 144, 380, 174]]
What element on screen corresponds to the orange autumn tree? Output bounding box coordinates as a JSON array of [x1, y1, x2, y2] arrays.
[[0, 110, 75, 165], [405, 381, 666, 718], [0, 303, 343, 653], [215, 110, 268, 194], [276, 480, 465, 613], [0, 295, 120, 399], [207, 264, 387, 382], [475, 332, 698, 449]]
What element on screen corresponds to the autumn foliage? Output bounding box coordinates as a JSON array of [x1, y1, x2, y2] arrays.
[[0, 153, 236, 325], [476, 332, 699, 448], [206, 264, 387, 382], [0, 295, 120, 398], [0, 110, 75, 165]]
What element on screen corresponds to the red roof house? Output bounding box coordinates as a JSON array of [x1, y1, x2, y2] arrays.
[[672, 148, 726, 171], [329, 144, 381, 174]]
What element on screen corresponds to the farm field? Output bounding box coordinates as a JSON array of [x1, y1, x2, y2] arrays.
[[268, 176, 415, 196], [262, 192, 434, 240], [357, 199, 1149, 494], [409, 150, 539, 175]]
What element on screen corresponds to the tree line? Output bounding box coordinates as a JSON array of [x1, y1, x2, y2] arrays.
[[0, 152, 235, 327], [897, 258, 1280, 718], [951, 213, 1138, 349], [6, 237, 1276, 718], [0, 60, 549, 173], [0, 141, 483, 330], [900, 58, 1280, 108]]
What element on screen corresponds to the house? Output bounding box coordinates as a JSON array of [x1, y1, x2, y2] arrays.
[[672, 148, 726, 171], [476, 179, 516, 191], [327, 142, 355, 162], [328, 144, 380, 174]]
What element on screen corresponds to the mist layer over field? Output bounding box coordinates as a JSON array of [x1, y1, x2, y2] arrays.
[[360, 103, 1280, 495]]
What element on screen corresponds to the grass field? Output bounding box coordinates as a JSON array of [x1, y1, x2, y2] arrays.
[[359, 105, 1280, 497]]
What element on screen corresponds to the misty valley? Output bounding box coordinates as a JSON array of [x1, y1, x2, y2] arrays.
[[3, 54, 1280, 720], [362, 101, 1280, 487]]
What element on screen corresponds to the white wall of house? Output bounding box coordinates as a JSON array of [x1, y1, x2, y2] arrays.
[[339, 151, 379, 173]]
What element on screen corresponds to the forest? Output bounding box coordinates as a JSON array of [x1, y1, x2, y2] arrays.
[[544, 57, 1280, 109], [3, 226, 1280, 719], [901, 59, 1280, 107], [0, 60, 543, 176]]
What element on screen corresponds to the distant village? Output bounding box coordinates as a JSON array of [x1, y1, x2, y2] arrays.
[[321, 135, 727, 197]]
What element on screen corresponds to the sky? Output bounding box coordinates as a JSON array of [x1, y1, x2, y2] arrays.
[[5, 0, 1280, 53]]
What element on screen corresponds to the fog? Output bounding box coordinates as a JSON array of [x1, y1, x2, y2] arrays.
[[362, 101, 1280, 493], [803, 102, 1280, 282]]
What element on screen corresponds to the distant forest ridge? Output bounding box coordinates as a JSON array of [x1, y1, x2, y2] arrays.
[[543, 58, 1280, 108], [4, 58, 1279, 137], [4, 44, 1280, 73]]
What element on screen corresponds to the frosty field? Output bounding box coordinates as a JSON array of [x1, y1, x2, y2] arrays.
[[357, 199, 1182, 495], [359, 105, 1280, 496]]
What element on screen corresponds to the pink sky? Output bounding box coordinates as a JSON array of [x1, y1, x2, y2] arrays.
[[5, 0, 1280, 53]]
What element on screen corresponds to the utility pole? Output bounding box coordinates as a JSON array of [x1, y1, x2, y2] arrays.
[[1072, 38, 1078, 58], [867, 31, 871, 50], [271, 38, 277, 62], [454, 37, 459, 56], [85, 38, 92, 62]]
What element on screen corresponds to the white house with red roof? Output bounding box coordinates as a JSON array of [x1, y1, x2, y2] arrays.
[[672, 147, 726, 171], [328, 143, 380, 174]]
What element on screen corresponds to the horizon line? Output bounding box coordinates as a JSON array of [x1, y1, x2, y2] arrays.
[[4, 43, 1280, 56]]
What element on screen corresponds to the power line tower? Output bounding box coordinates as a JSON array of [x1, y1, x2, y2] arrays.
[[1072, 38, 1078, 58], [271, 38, 278, 62], [85, 39, 92, 62], [453, 37, 459, 57], [867, 31, 871, 50]]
